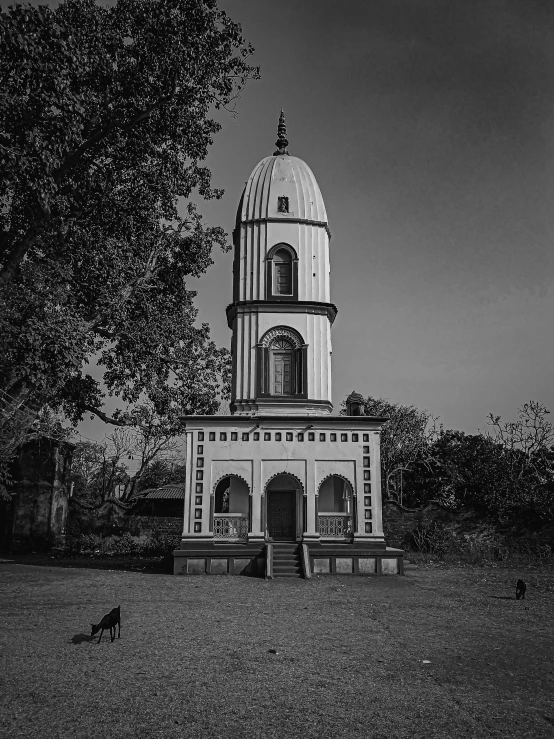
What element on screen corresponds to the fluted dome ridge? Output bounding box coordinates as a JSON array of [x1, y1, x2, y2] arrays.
[[239, 154, 327, 224]]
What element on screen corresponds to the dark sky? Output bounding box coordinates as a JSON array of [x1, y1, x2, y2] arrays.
[[3, 0, 553, 438], [194, 0, 554, 433]]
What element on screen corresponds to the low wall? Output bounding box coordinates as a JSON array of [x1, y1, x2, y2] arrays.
[[66, 504, 182, 538]]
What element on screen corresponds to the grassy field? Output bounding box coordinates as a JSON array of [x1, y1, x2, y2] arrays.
[[0, 561, 553, 739]]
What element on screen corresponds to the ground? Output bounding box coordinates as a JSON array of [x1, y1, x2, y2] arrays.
[[0, 560, 553, 739]]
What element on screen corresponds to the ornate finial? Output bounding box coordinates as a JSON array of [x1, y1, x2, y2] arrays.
[[273, 109, 289, 155]]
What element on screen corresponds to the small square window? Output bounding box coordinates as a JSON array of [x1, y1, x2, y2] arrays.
[[195, 496, 202, 505], [264, 432, 271, 441], [363, 445, 369, 454], [341, 433, 348, 442], [363, 434, 369, 442], [254, 432, 260, 440], [275, 432, 282, 441], [330, 433, 337, 442], [363, 457, 370, 467], [365, 522, 372, 534], [286, 432, 293, 441], [196, 471, 203, 481], [352, 433, 359, 442], [242, 433, 249, 441], [231, 432, 238, 441], [364, 483, 371, 494], [195, 509, 202, 520], [198, 432, 204, 441], [209, 432, 215, 441], [320, 433, 326, 442], [194, 522, 202, 533], [197, 457, 204, 468], [197, 444, 203, 454], [220, 432, 227, 441], [308, 432, 315, 441], [196, 483, 203, 494], [364, 510, 372, 520], [363, 470, 370, 480], [298, 433, 304, 441], [364, 496, 371, 507]]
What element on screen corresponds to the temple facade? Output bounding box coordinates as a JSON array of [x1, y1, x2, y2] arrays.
[[173, 114, 404, 577]]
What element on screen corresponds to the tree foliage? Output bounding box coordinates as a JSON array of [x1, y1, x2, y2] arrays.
[[403, 403, 554, 524], [345, 395, 438, 501], [70, 402, 184, 509], [0, 0, 258, 492]]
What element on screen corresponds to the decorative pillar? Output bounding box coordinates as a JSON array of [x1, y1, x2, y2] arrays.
[[248, 458, 264, 543], [181, 431, 193, 538], [302, 462, 319, 542], [371, 431, 384, 538]]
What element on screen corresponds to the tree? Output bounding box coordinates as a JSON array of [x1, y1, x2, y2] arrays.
[[403, 402, 554, 524], [71, 402, 184, 509], [484, 402, 554, 523], [0, 0, 258, 492], [136, 459, 186, 492], [402, 429, 505, 510], [343, 395, 438, 501]]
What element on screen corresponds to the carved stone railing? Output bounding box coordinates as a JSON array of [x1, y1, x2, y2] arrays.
[[213, 514, 249, 541], [318, 514, 353, 538]]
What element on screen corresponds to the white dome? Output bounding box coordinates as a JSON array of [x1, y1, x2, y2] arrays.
[[239, 154, 328, 224]]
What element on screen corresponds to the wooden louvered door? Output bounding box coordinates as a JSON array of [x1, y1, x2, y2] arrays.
[[272, 351, 293, 395]]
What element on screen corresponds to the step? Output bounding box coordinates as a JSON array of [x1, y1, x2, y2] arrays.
[[274, 572, 303, 578], [273, 567, 302, 574]]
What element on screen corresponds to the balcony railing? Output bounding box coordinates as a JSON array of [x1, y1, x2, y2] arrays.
[[213, 514, 249, 540], [318, 514, 353, 538]]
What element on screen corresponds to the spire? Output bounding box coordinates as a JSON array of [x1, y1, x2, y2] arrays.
[[273, 109, 289, 155]]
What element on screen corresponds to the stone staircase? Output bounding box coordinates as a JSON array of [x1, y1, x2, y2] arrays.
[[272, 543, 303, 578]]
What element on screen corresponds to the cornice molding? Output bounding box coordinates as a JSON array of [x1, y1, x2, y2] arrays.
[[179, 414, 388, 428], [239, 216, 331, 240], [226, 300, 338, 328]]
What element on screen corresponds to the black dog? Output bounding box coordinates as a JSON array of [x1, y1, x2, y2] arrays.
[[516, 579, 526, 600], [91, 606, 121, 643]]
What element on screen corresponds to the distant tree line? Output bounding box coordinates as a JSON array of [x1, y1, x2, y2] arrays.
[[347, 397, 554, 529]]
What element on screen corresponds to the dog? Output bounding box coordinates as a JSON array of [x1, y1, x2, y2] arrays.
[[91, 606, 121, 643], [515, 579, 526, 600]]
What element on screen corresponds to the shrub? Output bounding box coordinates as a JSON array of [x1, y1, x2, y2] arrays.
[[63, 530, 180, 558]]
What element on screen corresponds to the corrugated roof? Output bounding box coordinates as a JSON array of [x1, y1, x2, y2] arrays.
[[142, 485, 185, 500]]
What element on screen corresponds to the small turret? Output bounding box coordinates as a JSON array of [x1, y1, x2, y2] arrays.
[[346, 391, 365, 416]]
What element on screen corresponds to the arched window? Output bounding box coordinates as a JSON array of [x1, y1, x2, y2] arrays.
[[266, 244, 298, 301], [257, 327, 307, 399], [273, 249, 292, 295]]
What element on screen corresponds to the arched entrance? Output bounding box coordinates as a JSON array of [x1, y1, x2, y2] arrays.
[[213, 476, 250, 541], [265, 474, 303, 541], [318, 475, 354, 538]]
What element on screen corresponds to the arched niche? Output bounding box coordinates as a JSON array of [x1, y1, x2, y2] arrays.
[[318, 475, 353, 514], [213, 475, 250, 515]]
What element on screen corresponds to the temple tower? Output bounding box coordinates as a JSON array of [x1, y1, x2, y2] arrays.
[[173, 113, 403, 578], [227, 112, 336, 415]]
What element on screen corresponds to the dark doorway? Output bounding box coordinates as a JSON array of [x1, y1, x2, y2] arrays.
[[267, 491, 295, 540]]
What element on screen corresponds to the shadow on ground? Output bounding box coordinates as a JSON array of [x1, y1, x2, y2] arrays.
[[5, 553, 174, 574], [70, 633, 96, 645]]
